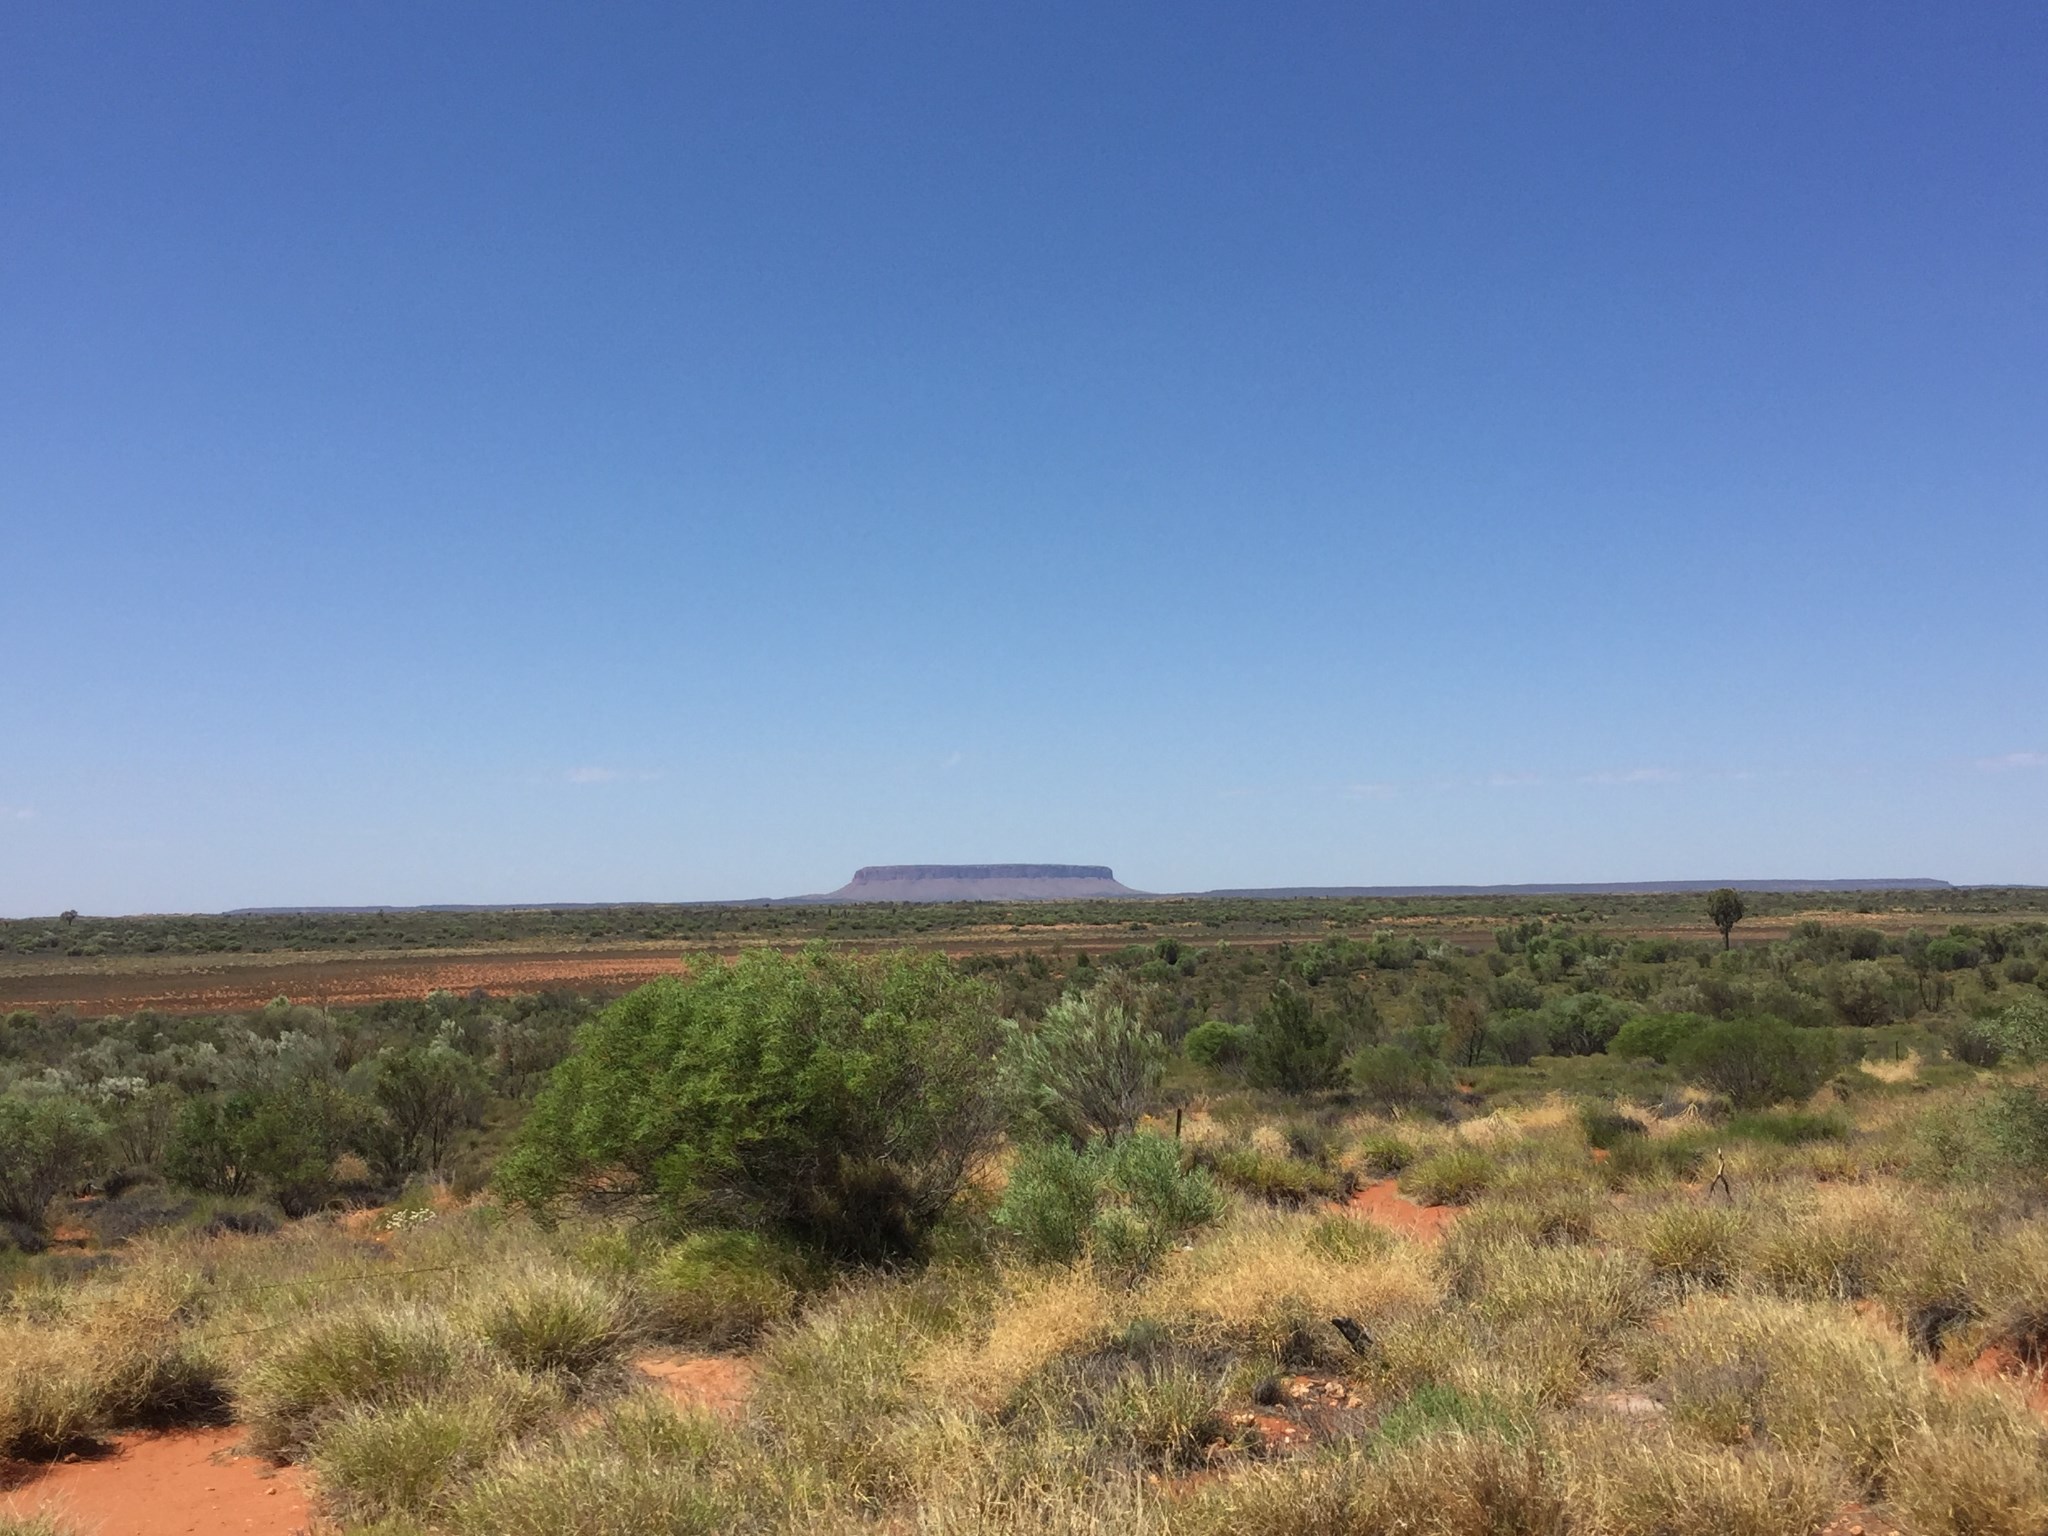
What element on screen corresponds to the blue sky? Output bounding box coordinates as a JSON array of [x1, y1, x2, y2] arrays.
[[4, 3, 2045, 915]]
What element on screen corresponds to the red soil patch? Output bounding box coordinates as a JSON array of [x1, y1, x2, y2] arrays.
[[1338, 1179, 1459, 1241], [0, 1428, 307, 1536], [1967, 1345, 2048, 1417], [634, 1354, 756, 1421]]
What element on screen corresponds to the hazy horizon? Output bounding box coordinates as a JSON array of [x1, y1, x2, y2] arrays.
[[5, 4, 2044, 917]]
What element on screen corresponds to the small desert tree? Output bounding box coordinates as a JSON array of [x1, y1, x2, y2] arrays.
[[1245, 983, 1345, 1093], [1706, 887, 1746, 951], [1003, 971, 1166, 1147], [370, 1039, 487, 1179], [0, 1092, 105, 1232]]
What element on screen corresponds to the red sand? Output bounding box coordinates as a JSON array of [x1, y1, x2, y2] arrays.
[[1339, 1178, 1460, 1240], [0, 1429, 307, 1536], [634, 1354, 756, 1420]]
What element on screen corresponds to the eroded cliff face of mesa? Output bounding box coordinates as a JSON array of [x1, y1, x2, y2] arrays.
[[822, 864, 1142, 902]]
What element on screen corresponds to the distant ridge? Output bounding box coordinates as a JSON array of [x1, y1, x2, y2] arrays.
[[1194, 878, 1952, 899], [221, 875, 1955, 915]]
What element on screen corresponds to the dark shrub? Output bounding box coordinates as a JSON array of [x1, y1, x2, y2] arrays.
[[1670, 1019, 1837, 1110], [1350, 1044, 1451, 1111], [0, 1092, 105, 1232], [1577, 1104, 1648, 1150], [1182, 1019, 1253, 1069], [1245, 984, 1345, 1093]]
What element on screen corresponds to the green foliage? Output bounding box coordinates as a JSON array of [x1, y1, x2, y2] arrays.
[[1981, 994, 2048, 1063], [370, 1041, 487, 1180], [1181, 1018, 1253, 1069], [1706, 888, 1746, 949], [994, 1132, 1222, 1270], [1670, 1018, 1837, 1110], [1981, 1084, 2048, 1178], [1724, 1109, 1850, 1145], [0, 1093, 105, 1230], [1829, 961, 1899, 1029], [1243, 983, 1345, 1093], [166, 1081, 364, 1217], [641, 1230, 816, 1346], [500, 947, 1006, 1261], [1188, 1140, 1345, 1206], [1371, 1383, 1516, 1449], [1355, 1131, 1417, 1175], [1400, 1145, 1497, 1206], [1002, 972, 1166, 1145], [1608, 1011, 1708, 1063], [1349, 1044, 1450, 1109], [1530, 992, 1637, 1056]]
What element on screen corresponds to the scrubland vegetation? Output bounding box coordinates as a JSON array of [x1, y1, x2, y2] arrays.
[[5, 898, 2048, 1533]]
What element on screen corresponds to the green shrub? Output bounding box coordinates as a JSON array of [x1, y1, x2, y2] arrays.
[[1576, 1103, 1648, 1150], [1182, 1019, 1253, 1069], [1670, 1018, 1837, 1109], [1981, 1084, 2048, 1178], [1350, 1045, 1451, 1110], [1401, 1146, 1496, 1206], [0, 1093, 105, 1231], [995, 1132, 1222, 1271], [1608, 1011, 1709, 1063], [500, 947, 1006, 1262], [1982, 994, 2048, 1063], [1002, 972, 1166, 1146], [993, 1141, 1098, 1264], [1532, 993, 1637, 1056], [1245, 984, 1345, 1093], [641, 1231, 813, 1347]]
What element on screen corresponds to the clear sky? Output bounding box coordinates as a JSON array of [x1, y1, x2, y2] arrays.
[[4, 4, 2045, 915]]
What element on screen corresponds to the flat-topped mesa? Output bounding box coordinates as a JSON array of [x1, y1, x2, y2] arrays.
[[826, 864, 1141, 902]]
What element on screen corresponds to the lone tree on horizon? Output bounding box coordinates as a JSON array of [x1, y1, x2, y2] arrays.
[[1706, 887, 1746, 950]]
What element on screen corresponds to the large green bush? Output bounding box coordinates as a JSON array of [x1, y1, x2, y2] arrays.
[[1608, 1011, 1709, 1063], [0, 1092, 104, 1232], [499, 947, 1006, 1261], [1670, 1018, 1837, 1110]]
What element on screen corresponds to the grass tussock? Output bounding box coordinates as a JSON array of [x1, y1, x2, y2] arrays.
[[239, 1302, 473, 1456], [465, 1264, 638, 1387], [313, 1369, 565, 1525]]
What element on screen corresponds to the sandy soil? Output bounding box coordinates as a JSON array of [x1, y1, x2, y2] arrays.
[[0, 1429, 307, 1536], [633, 1353, 757, 1420], [1339, 1179, 1460, 1240]]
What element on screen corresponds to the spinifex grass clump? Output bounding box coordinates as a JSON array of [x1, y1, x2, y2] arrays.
[[240, 1304, 474, 1456], [1400, 1145, 1497, 1206], [465, 1265, 637, 1387]]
